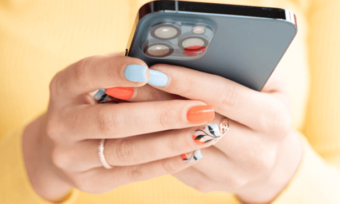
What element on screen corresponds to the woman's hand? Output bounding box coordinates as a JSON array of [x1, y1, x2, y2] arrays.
[[147, 64, 303, 203], [22, 54, 220, 201]]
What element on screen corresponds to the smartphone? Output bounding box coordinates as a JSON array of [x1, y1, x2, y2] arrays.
[[126, 0, 297, 91]]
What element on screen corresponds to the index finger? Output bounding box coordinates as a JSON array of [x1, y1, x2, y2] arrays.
[[50, 54, 149, 99], [148, 64, 290, 132]]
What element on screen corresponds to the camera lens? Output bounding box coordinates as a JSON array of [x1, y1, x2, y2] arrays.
[[178, 36, 208, 50], [192, 26, 206, 34], [144, 43, 174, 57], [151, 24, 181, 40], [178, 37, 209, 56], [181, 37, 205, 48]]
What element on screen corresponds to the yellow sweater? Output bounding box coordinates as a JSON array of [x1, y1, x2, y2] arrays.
[[1, 0, 340, 203]]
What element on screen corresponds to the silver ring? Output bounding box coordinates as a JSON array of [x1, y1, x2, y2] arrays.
[[98, 139, 112, 169]]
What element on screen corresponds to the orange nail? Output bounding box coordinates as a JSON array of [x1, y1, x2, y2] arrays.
[[105, 87, 134, 100], [187, 105, 215, 124]]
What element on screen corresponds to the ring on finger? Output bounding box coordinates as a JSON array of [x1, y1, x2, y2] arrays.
[[98, 139, 112, 169], [220, 118, 230, 137]]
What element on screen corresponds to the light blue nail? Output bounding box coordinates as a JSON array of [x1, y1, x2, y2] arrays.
[[148, 69, 168, 87], [194, 150, 203, 161], [124, 64, 148, 82]]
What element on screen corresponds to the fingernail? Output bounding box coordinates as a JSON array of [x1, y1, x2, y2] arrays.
[[105, 87, 134, 100], [93, 89, 109, 102], [181, 150, 203, 163], [193, 124, 221, 144], [148, 69, 168, 87], [124, 64, 148, 82], [187, 105, 215, 124]]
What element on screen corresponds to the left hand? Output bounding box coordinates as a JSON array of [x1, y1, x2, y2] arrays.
[[144, 64, 303, 203]]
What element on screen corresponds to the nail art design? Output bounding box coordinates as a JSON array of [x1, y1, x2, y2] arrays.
[[93, 89, 109, 102], [181, 150, 203, 163], [93, 89, 118, 103], [193, 124, 221, 144]]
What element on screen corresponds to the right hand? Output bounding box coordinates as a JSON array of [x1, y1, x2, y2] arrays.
[[23, 53, 216, 200]]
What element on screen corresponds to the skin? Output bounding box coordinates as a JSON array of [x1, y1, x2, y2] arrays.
[[22, 54, 302, 203], [147, 64, 303, 203]]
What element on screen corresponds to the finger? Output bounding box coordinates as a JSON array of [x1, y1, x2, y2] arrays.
[[191, 147, 250, 192], [262, 67, 291, 108], [58, 123, 223, 171], [172, 167, 216, 193], [148, 65, 290, 132], [262, 67, 286, 93], [70, 150, 203, 194], [61, 100, 215, 141], [213, 120, 278, 173], [51, 54, 149, 100]]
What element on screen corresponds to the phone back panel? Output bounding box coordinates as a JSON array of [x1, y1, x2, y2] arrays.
[[128, 1, 297, 91]]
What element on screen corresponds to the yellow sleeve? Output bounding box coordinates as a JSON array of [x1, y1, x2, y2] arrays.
[[273, 0, 340, 203], [273, 132, 340, 203], [303, 0, 340, 169], [0, 126, 79, 204]]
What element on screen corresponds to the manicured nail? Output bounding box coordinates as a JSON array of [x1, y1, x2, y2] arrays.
[[124, 64, 148, 82], [148, 69, 168, 87], [181, 150, 203, 163], [93, 89, 109, 102], [187, 105, 215, 124], [105, 87, 134, 100], [193, 124, 221, 144]]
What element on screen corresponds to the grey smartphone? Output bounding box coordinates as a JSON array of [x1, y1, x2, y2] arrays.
[[126, 0, 297, 91]]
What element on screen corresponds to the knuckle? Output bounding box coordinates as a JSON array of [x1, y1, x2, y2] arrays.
[[260, 150, 277, 172], [72, 56, 101, 90], [51, 148, 72, 170], [49, 56, 97, 98], [96, 109, 116, 135], [158, 103, 178, 129], [114, 139, 136, 164], [50, 70, 74, 99], [267, 107, 292, 138], [246, 148, 276, 173], [73, 57, 90, 82], [160, 159, 178, 174], [218, 83, 239, 112], [46, 116, 63, 142]]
